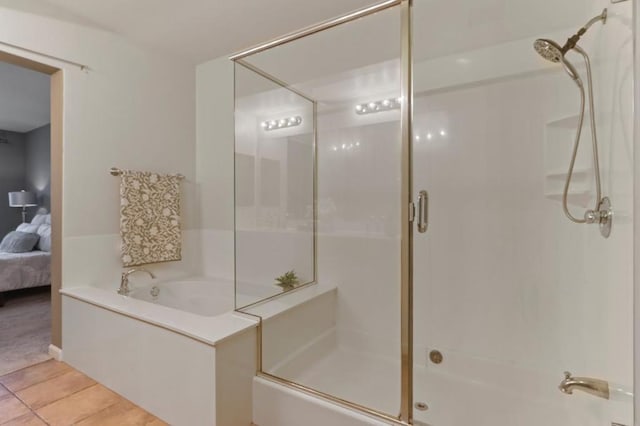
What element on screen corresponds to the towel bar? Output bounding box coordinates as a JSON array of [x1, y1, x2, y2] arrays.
[[109, 167, 185, 180]]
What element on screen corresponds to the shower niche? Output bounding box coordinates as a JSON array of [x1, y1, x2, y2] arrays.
[[544, 115, 598, 207]]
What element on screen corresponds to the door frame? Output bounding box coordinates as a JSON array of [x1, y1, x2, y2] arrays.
[[0, 50, 63, 351]]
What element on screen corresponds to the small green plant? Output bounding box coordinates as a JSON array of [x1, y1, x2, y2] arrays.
[[275, 270, 300, 291]]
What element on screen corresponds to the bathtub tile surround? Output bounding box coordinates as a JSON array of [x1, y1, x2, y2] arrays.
[[119, 170, 183, 267], [0, 360, 165, 425]]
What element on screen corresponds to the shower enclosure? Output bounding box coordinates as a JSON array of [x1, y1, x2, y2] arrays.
[[231, 0, 635, 424]]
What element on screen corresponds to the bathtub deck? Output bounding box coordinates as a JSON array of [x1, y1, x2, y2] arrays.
[[0, 359, 167, 425]]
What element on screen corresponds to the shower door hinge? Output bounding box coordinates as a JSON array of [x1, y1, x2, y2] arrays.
[[409, 202, 415, 222]]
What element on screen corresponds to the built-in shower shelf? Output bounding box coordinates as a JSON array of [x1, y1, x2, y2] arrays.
[[544, 191, 593, 208], [545, 169, 591, 180]]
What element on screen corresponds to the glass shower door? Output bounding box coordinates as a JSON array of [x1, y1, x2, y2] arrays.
[[411, 0, 634, 425]]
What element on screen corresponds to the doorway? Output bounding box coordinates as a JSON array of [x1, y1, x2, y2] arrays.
[[0, 50, 62, 375]]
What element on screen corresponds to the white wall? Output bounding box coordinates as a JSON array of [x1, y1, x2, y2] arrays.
[[0, 6, 197, 290], [195, 57, 235, 281]]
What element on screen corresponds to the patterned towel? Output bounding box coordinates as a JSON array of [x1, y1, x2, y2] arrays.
[[119, 170, 182, 267]]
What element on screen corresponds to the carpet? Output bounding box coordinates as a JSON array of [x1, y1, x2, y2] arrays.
[[0, 287, 51, 376]]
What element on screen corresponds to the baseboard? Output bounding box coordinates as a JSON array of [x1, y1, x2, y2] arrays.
[[48, 344, 63, 361]]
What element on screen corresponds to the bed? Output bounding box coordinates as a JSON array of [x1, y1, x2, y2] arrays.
[[0, 214, 51, 305], [0, 250, 51, 293]]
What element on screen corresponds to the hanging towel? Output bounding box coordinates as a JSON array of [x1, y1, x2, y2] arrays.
[[119, 170, 182, 267]]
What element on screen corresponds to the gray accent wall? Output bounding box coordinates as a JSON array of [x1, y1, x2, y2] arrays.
[[0, 125, 50, 238], [25, 124, 51, 215], [0, 131, 26, 237]]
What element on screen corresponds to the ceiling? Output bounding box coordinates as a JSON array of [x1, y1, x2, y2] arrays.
[[0, 61, 50, 133], [5, 0, 376, 64], [0, 0, 603, 66]]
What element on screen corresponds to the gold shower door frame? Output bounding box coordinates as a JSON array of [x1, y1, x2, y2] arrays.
[[230, 0, 415, 423]]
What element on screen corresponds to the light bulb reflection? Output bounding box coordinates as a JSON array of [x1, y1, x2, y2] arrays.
[[260, 116, 303, 131]]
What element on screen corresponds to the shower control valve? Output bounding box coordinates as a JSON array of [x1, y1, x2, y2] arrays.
[[584, 197, 612, 238]]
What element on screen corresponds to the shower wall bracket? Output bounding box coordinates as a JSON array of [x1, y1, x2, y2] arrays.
[[585, 196, 612, 238]]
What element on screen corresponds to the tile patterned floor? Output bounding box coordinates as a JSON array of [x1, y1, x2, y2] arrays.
[[0, 360, 166, 425]]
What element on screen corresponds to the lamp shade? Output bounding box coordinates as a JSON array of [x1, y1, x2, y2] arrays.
[[8, 191, 37, 207]]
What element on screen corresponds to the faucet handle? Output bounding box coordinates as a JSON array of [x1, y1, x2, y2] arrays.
[[564, 371, 572, 380]]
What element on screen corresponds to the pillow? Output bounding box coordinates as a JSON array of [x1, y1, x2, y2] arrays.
[[0, 231, 39, 253], [36, 224, 52, 252], [17, 223, 39, 233], [31, 214, 50, 226]]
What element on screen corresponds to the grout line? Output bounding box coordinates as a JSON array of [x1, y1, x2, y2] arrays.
[[0, 379, 50, 425], [2, 362, 161, 425], [0, 359, 68, 391], [71, 396, 130, 425], [17, 375, 96, 422]]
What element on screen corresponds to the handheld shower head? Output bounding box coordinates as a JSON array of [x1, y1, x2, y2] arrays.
[[534, 38, 582, 83], [533, 38, 563, 63], [533, 8, 607, 83]]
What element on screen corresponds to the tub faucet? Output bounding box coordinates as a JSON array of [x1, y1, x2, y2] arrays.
[[118, 268, 156, 296], [559, 371, 609, 400]]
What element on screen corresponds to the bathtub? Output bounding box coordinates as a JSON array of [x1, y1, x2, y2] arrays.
[[129, 278, 235, 316], [60, 277, 259, 426]]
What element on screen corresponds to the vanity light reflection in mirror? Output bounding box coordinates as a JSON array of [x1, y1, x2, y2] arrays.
[[260, 115, 302, 131], [415, 129, 448, 142], [355, 97, 401, 115]]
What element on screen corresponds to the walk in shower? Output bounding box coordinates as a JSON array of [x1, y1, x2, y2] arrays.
[[232, 0, 634, 424]]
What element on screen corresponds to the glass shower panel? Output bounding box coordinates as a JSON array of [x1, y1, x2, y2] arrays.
[[237, 5, 404, 418], [234, 64, 315, 309], [411, 0, 634, 425]]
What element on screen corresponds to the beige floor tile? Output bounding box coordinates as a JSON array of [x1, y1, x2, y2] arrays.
[[16, 369, 96, 409], [0, 412, 46, 426], [0, 394, 31, 424], [76, 399, 167, 426], [0, 384, 10, 398], [0, 360, 71, 392], [36, 384, 121, 426], [146, 418, 169, 426]]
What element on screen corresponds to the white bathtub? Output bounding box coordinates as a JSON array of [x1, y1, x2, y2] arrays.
[[61, 278, 259, 426], [130, 278, 235, 316]]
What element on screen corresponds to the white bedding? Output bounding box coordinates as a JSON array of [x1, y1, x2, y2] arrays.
[[0, 250, 51, 292]]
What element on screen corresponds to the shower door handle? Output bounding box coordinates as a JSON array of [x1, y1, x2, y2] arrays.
[[417, 190, 428, 233]]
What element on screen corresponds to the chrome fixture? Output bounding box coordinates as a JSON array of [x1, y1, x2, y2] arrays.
[[417, 190, 428, 233], [355, 97, 401, 115], [261, 116, 302, 131], [534, 9, 613, 238], [559, 371, 610, 400], [414, 402, 428, 411], [150, 285, 160, 299], [118, 268, 156, 296], [109, 167, 185, 180], [429, 350, 443, 364]]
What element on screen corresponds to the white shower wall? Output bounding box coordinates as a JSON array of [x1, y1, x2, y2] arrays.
[[411, 0, 633, 424]]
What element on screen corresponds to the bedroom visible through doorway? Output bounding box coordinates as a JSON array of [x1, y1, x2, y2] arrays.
[[0, 59, 52, 375]]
